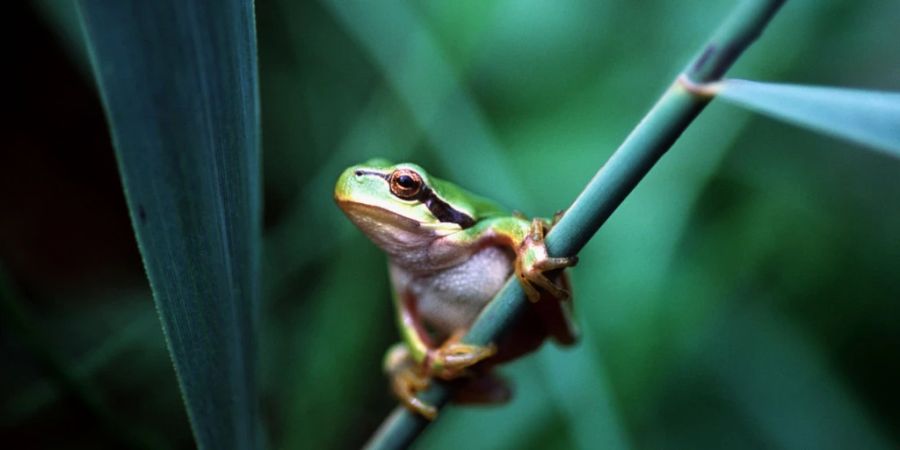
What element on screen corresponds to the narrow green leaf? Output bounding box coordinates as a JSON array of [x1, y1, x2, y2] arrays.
[[716, 79, 900, 156], [77, 2, 262, 449]]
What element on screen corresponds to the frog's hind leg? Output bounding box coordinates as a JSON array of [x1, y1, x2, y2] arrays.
[[390, 269, 495, 379], [384, 337, 499, 420], [384, 343, 437, 420]]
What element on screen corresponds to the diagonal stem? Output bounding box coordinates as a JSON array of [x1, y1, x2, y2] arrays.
[[365, 1, 786, 448]]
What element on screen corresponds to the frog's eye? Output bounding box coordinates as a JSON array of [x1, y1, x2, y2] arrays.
[[388, 169, 424, 200]]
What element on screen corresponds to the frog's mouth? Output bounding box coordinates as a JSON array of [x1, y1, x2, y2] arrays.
[[337, 201, 462, 255], [337, 201, 461, 238], [337, 190, 463, 226], [336, 200, 420, 230]]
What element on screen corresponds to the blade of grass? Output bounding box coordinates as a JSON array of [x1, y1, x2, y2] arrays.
[[714, 79, 900, 156], [77, 2, 262, 449], [365, 1, 786, 448]]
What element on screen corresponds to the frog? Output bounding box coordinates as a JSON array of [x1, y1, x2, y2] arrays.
[[334, 159, 577, 419]]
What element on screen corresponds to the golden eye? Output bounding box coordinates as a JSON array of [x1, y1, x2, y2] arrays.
[[388, 169, 423, 200]]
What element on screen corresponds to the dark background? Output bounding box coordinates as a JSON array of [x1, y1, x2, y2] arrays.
[[2, 1, 899, 449]]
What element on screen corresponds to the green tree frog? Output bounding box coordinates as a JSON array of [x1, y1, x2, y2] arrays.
[[334, 159, 577, 419]]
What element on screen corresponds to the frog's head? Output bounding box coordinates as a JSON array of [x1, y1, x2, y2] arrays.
[[335, 159, 480, 251]]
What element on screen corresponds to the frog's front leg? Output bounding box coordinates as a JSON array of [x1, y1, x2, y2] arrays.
[[441, 216, 578, 303], [515, 217, 578, 303], [426, 329, 496, 380]]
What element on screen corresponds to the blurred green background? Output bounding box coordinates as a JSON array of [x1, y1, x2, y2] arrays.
[[3, 0, 898, 449]]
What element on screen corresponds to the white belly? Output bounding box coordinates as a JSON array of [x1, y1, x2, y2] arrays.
[[396, 246, 513, 337]]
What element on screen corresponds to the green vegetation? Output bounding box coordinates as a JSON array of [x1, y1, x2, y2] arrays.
[[2, 1, 898, 449], [78, 2, 262, 449]]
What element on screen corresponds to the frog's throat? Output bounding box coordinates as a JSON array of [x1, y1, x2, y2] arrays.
[[337, 201, 459, 251]]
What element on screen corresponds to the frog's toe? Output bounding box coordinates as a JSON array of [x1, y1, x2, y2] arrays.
[[429, 342, 496, 379], [515, 268, 543, 303], [515, 219, 577, 303], [390, 369, 437, 420], [427, 331, 496, 380], [384, 344, 438, 419], [537, 255, 579, 271], [526, 267, 571, 301]]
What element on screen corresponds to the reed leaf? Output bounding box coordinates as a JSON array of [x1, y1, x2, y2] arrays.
[[77, 1, 262, 449], [716, 79, 900, 156]]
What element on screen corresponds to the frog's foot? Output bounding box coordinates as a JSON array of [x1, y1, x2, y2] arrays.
[[427, 330, 497, 380], [384, 343, 438, 420], [515, 218, 578, 303]]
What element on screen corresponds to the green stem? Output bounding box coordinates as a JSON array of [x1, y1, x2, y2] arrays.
[[364, 1, 786, 448]]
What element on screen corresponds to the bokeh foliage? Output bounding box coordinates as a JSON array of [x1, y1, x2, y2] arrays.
[[3, 0, 899, 449]]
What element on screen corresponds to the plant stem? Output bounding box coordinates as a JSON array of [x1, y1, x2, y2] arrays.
[[365, 1, 786, 448]]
